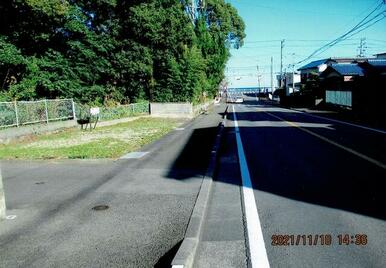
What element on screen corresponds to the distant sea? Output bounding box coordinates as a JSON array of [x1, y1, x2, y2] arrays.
[[227, 87, 271, 93]]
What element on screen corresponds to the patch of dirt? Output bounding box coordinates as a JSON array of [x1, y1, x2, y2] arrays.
[[23, 127, 160, 149]]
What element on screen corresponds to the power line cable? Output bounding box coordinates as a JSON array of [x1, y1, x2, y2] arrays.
[[343, 13, 386, 40], [306, 11, 384, 60], [296, 1, 386, 65]]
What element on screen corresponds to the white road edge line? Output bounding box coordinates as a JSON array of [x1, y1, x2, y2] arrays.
[[232, 105, 270, 268], [294, 109, 386, 135]]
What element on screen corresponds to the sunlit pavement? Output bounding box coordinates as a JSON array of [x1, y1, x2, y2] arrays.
[[0, 104, 226, 267]]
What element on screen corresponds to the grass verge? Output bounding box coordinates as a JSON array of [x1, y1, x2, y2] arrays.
[[0, 117, 186, 159]]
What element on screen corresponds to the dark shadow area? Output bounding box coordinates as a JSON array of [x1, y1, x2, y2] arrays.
[[244, 92, 269, 98], [166, 126, 218, 180], [240, 98, 261, 106], [277, 96, 386, 131], [305, 105, 386, 131], [154, 240, 182, 268], [165, 103, 386, 220], [217, 105, 228, 118], [279, 94, 315, 107], [227, 104, 386, 163], [225, 110, 331, 125]]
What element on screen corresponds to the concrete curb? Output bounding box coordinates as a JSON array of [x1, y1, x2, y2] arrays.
[[171, 105, 228, 268]]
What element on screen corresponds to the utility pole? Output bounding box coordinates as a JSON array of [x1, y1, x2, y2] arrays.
[[280, 39, 285, 88], [357, 38, 366, 58], [292, 64, 295, 94], [256, 65, 261, 90], [291, 53, 296, 95], [270, 56, 274, 97]]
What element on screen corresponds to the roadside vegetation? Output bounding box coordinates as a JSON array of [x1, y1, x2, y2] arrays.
[[0, 117, 186, 159], [0, 0, 245, 105]]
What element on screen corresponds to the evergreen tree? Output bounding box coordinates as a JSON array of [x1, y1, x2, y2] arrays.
[[0, 0, 245, 104]]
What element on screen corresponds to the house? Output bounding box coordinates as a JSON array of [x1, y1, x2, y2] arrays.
[[374, 52, 386, 59], [298, 57, 369, 84], [298, 59, 333, 84], [362, 58, 386, 73], [285, 55, 386, 110], [320, 63, 365, 108], [280, 72, 301, 96], [320, 59, 386, 113], [357, 59, 386, 115]]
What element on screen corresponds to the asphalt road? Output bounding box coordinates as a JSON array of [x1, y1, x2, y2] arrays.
[[194, 116, 247, 268], [1, 98, 385, 268], [0, 104, 225, 268], [223, 96, 386, 267]]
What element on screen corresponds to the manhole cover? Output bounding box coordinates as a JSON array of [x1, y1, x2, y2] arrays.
[[35, 182, 45, 185], [92, 205, 109, 211]]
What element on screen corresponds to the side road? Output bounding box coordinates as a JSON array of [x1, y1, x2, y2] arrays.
[[0, 103, 226, 268]]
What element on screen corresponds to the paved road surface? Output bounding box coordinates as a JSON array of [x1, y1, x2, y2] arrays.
[[0, 104, 225, 268], [1, 97, 385, 268], [208, 96, 385, 267]]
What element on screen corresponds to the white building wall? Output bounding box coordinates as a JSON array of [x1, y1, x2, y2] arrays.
[[285, 73, 301, 96]]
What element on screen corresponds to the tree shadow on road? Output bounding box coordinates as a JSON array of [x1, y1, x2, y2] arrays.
[[154, 240, 182, 268], [166, 126, 218, 180], [165, 108, 386, 220]]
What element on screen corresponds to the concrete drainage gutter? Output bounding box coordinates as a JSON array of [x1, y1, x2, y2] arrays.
[[171, 106, 228, 268]]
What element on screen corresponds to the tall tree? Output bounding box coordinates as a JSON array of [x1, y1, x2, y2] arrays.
[[0, 0, 245, 103]]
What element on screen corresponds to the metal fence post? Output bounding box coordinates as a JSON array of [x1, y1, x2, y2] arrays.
[[71, 99, 76, 120], [14, 101, 19, 127], [44, 99, 49, 123], [132, 104, 135, 114], [0, 166, 6, 220]]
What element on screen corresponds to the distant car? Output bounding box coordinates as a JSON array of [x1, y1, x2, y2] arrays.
[[226, 95, 244, 103], [235, 96, 244, 103], [226, 96, 234, 103]]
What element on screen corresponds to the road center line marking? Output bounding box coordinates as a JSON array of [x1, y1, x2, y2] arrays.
[[262, 110, 386, 170], [232, 105, 270, 268]]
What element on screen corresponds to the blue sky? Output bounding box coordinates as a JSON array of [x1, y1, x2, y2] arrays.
[[225, 0, 386, 88]]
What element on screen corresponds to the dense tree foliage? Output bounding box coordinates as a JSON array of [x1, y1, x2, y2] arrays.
[[0, 0, 245, 104]]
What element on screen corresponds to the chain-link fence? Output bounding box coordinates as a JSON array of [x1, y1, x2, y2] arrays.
[[0, 99, 75, 128], [0, 99, 150, 128], [0, 102, 17, 128], [75, 102, 149, 121]]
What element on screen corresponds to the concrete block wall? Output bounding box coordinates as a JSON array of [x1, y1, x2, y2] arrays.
[[150, 103, 193, 117], [150, 101, 214, 117], [193, 101, 214, 116]]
